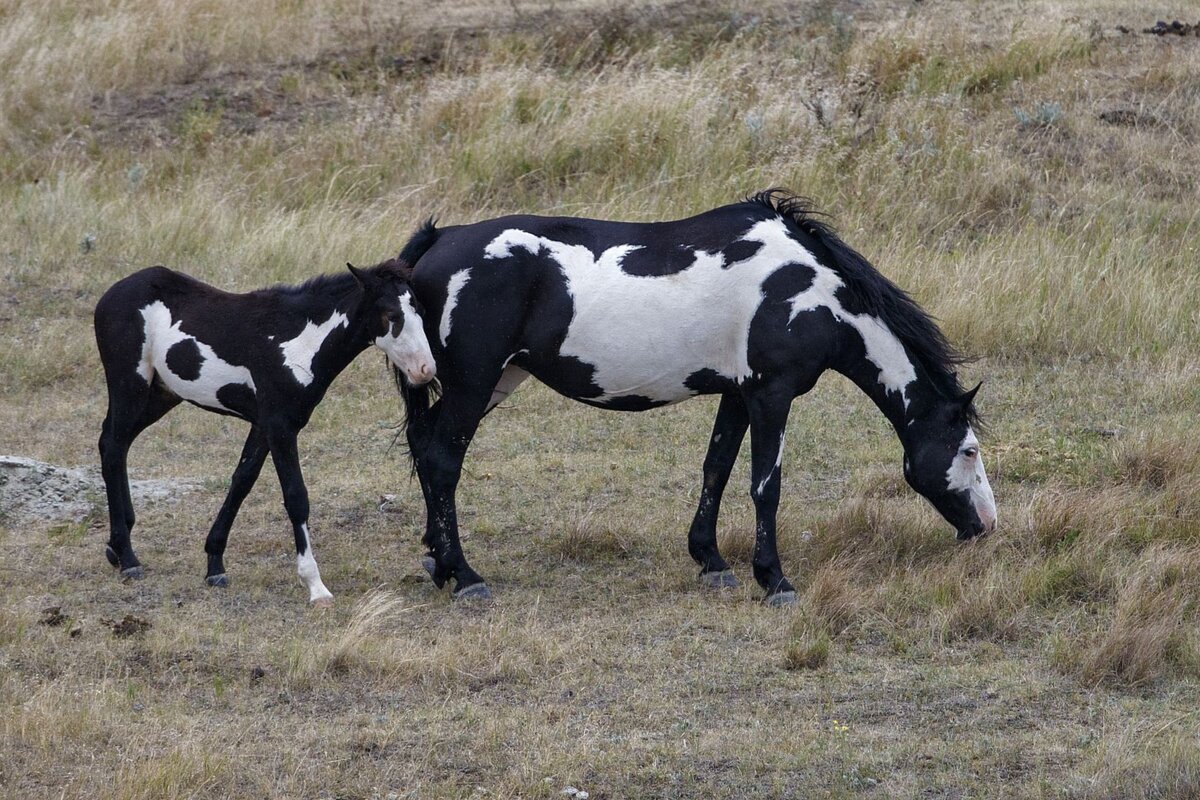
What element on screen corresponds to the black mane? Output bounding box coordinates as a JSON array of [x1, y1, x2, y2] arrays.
[[748, 188, 979, 426], [252, 259, 410, 300]]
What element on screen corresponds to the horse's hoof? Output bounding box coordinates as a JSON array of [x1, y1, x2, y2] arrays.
[[699, 569, 739, 589], [453, 582, 493, 601], [765, 590, 797, 608], [206, 574, 229, 588], [420, 555, 436, 578], [105, 546, 119, 567], [311, 596, 334, 609], [120, 565, 145, 581]]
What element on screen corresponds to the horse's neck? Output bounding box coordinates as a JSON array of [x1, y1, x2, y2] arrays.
[[287, 285, 373, 379], [829, 326, 925, 440]]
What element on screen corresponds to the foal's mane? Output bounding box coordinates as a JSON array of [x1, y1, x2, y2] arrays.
[[747, 189, 979, 425], [254, 259, 410, 301]]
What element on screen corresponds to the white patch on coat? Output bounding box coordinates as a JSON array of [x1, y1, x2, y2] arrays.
[[440, 269, 471, 346], [138, 301, 256, 412], [946, 427, 997, 530], [295, 523, 333, 603], [739, 220, 918, 406], [487, 365, 531, 412], [278, 312, 349, 386], [375, 294, 436, 384], [484, 217, 917, 407]]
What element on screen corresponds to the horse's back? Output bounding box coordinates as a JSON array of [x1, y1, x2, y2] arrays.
[[413, 201, 816, 406]]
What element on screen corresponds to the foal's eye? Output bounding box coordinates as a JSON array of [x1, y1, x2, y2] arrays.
[[963, 447, 978, 459]]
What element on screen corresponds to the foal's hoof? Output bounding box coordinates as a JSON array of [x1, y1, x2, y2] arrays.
[[452, 582, 493, 601], [699, 569, 740, 589], [765, 590, 797, 608], [120, 565, 145, 581], [105, 546, 120, 567], [311, 596, 334, 610], [206, 574, 229, 588], [420, 555, 437, 578]]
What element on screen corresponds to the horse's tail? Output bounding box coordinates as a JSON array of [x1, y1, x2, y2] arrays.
[[393, 217, 442, 474]]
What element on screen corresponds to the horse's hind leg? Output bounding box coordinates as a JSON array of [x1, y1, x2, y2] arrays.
[[98, 377, 179, 579], [203, 426, 269, 587], [688, 393, 748, 589]]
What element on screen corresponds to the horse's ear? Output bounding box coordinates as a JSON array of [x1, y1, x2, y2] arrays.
[[347, 262, 378, 292], [958, 381, 982, 408]]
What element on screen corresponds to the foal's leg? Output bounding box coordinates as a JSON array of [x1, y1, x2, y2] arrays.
[[743, 386, 796, 606], [203, 426, 269, 587], [99, 378, 180, 578], [688, 393, 748, 589], [265, 427, 333, 606], [417, 389, 494, 599]]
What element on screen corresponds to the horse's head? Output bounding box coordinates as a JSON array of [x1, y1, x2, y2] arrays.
[[347, 261, 436, 386], [901, 382, 997, 540]]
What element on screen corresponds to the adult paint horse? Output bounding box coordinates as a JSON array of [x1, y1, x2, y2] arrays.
[[397, 190, 996, 605], [94, 259, 435, 605]]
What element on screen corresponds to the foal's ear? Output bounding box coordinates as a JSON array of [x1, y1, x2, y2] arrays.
[[957, 381, 982, 408], [347, 262, 379, 292]]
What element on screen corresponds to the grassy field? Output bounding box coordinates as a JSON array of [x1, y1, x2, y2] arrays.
[[3, 0, 1200, 797]]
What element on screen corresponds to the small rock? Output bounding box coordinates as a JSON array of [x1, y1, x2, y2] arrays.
[[250, 666, 266, 682]]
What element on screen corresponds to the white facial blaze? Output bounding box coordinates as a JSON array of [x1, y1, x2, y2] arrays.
[[483, 218, 917, 406], [376, 294, 436, 383], [138, 301, 256, 412], [278, 311, 349, 386], [440, 269, 471, 346], [296, 523, 333, 604], [946, 428, 997, 529]]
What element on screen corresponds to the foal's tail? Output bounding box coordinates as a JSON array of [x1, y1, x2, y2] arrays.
[[392, 217, 443, 474]]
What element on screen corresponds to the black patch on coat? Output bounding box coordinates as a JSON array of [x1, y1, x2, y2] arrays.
[[579, 394, 670, 412], [720, 239, 763, 266], [615, 243, 697, 277], [165, 339, 204, 380], [215, 383, 257, 418], [684, 368, 738, 395]]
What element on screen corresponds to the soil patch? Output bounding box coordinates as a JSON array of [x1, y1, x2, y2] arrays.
[[0, 455, 199, 526]]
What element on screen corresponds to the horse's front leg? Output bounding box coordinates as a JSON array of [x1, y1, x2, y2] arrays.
[[266, 426, 333, 606], [203, 426, 269, 587], [417, 389, 493, 600], [688, 393, 749, 589], [744, 385, 797, 606]]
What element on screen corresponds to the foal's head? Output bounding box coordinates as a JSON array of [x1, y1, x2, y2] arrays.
[[901, 383, 997, 541], [347, 260, 436, 386]]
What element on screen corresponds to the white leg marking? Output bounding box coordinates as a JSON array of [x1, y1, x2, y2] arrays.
[[279, 312, 349, 386], [296, 523, 333, 604]]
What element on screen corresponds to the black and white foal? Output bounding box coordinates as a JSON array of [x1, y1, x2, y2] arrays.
[[397, 190, 996, 604], [94, 260, 435, 604]]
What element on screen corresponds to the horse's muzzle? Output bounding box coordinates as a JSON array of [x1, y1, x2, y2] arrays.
[[405, 362, 436, 386]]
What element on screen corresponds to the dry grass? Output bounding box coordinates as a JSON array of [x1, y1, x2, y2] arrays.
[[4, 0, 1200, 797]]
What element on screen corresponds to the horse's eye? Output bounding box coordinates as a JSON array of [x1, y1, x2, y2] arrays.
[[963, 447, 978, 459]]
